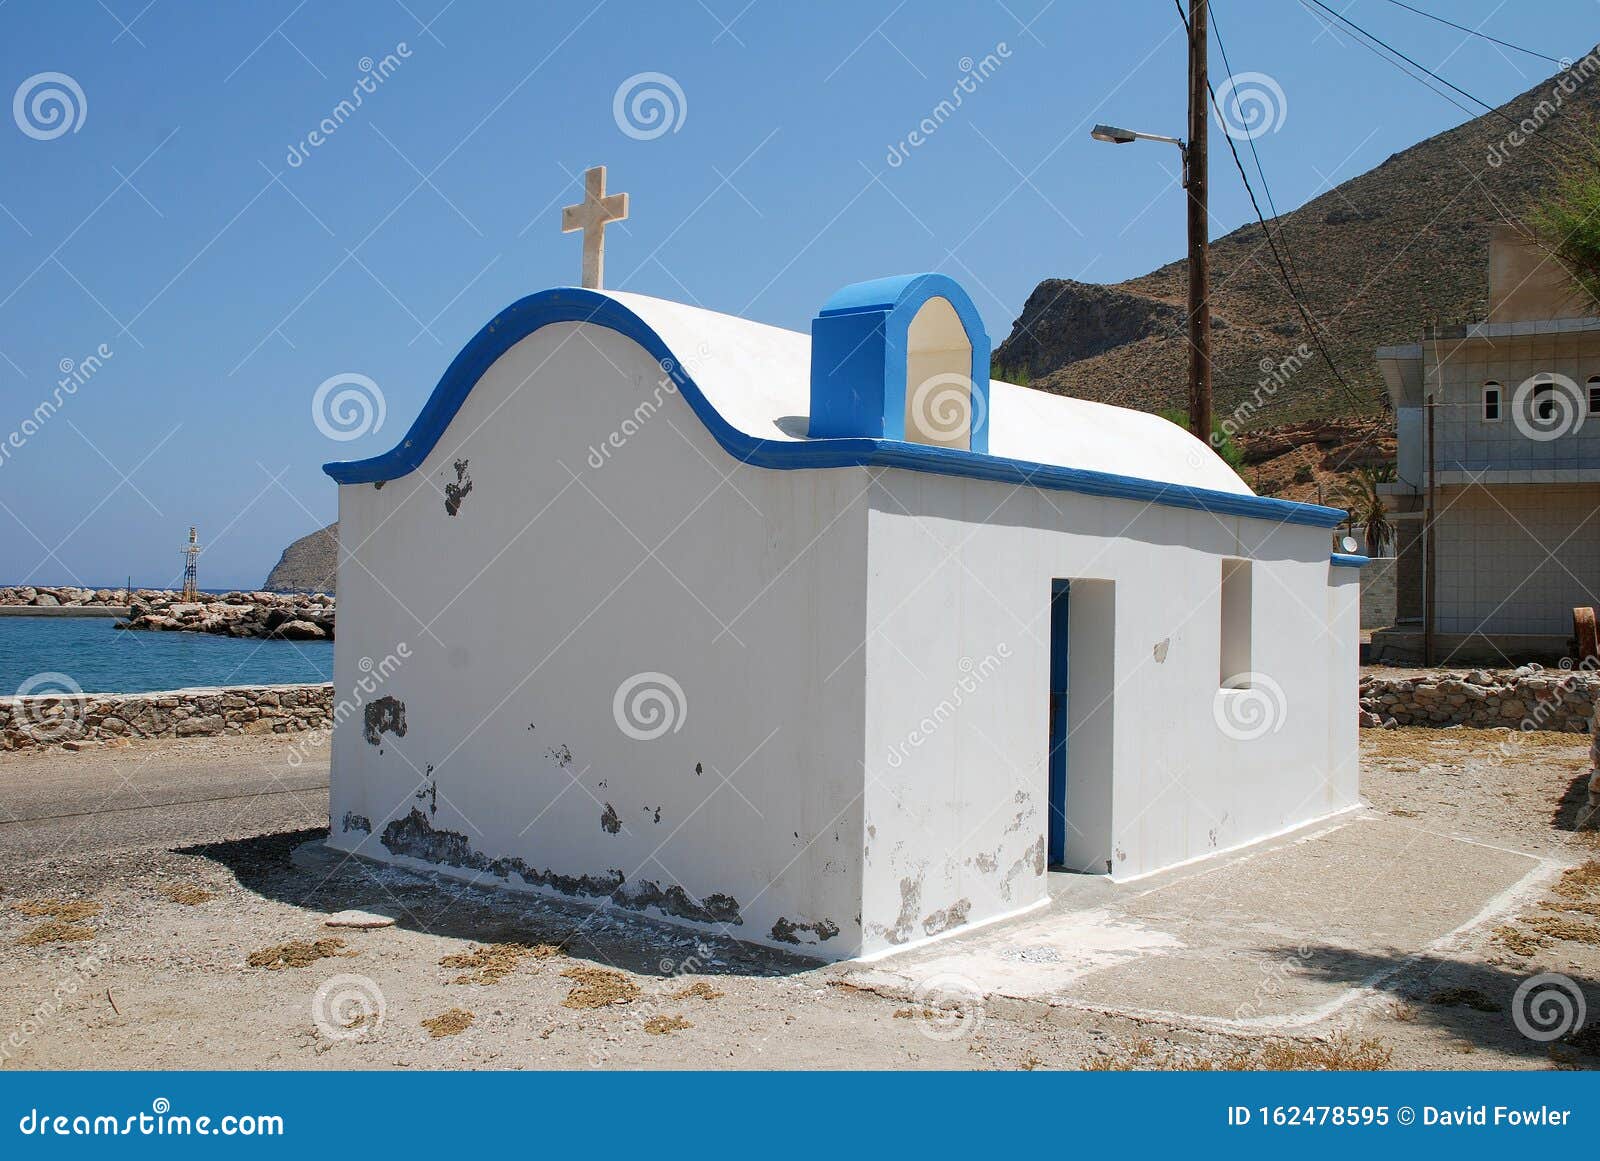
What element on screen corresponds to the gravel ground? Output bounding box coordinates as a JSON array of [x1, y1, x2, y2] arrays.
[[0, 730, 1596, 1070]]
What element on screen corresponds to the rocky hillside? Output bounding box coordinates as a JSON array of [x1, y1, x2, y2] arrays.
[[264, 522, 337, 593], [995, 56, 1600, 428]]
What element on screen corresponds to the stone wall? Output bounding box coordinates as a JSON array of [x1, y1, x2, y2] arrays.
[[1359, 556, 1397, 630], [0, 683, 333, 751], [1360, 666, 1596, 731]]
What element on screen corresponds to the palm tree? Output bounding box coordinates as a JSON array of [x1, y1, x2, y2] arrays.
[[1337, 466, 1394, 557]]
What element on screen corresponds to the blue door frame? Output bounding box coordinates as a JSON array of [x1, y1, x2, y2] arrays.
[[1047, 579, 1070, 868]]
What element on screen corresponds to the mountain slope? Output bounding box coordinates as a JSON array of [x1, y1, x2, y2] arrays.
[[263, 522, 337, 594], [995, 57, 1600, 426]]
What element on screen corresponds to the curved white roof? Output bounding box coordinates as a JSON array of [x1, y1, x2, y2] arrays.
[[607, 290, 1251, 496]]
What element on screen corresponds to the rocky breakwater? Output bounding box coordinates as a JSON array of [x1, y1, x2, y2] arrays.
[[116, 591, 335, 641], [1359, 665, 1597, 732], [0, 585, 137, 608]]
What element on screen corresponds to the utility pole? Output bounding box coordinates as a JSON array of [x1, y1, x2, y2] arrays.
[[1186, 0, 1212, 443]]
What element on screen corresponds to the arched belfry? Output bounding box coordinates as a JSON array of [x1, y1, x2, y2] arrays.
[[808, 273, 991, 453]]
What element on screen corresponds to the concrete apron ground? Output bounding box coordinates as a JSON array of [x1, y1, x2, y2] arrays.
[[844, 811, 1557, 1032]]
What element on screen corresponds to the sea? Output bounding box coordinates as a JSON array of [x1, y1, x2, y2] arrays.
[[0, 615, 334, 696]]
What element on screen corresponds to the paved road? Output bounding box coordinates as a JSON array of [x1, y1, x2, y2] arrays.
[[0, 739, 328, 863]]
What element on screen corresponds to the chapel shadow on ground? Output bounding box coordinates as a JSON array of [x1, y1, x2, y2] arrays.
[[175, 827, 825, 979], [1278, 943, 1600, 1067]]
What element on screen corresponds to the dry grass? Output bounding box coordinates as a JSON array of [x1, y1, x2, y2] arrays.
[[15, 898, 100, 921], [246, 937, 349, 970], [18, 920, 96, 946], [1521, 913, 1600, 946], [440, 942, 562, 985], [421, 1008, 474, 1038], [560, 965, 640, 1009], [160, 883, 216, 906], [1086, 1031, 1393, 1072], [643, 1014, 692, 1035], [1551, 861, 1600, 901], [669, 980, 724, 1002], [1492, 924, 1549, 956], [1427, 986, 1501, 1012], [1365, 727, 1587, 766]]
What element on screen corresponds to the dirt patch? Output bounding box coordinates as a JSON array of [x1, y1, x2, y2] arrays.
[[644, 1014, 692, 1035], [670, 980, 724, 1002], [160, 884, 216, 906], [18, 920, 97, 946], [246, 937, 349, 970], [560, 965, 640, 1009], [15, 898, 100, 921], [440, 942, 562, 985], [422, 1008, 474, 1038], [1086, 1031, 1393, 1071]]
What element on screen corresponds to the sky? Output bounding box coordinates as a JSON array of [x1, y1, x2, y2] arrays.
[[0, 0, 1591, 588]]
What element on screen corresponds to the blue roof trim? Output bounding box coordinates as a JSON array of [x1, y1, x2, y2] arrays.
[[1330, 553, 1370, 568], [321, 288, 1347, 530]]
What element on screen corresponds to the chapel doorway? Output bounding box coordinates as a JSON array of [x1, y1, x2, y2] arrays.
[[1048, 578, 1115, 875]]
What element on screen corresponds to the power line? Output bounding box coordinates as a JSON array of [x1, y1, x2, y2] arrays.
[[1302, 0, 1559, 150], [1375, 0, 1565, 66], [1172, 0, 1373, 413]]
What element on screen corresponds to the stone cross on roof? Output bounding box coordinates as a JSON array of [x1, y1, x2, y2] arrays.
[[561, 165, 629, 290]]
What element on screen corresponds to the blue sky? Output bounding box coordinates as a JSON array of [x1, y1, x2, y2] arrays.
[[0, 0, 1590, 588]]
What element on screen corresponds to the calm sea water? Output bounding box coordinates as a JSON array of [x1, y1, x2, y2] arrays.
[[0, 617, 333, 695]]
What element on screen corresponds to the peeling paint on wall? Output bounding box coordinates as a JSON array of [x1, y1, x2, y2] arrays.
[[341, 811, 372, 834], [444, 458, 473, 516], [872, 875, 922, 945], [363, 696, 406, 746], [378, 807, 743, 926], [600, 803, 622, 834], [770, 916, 841, 945], [921, 897, 971, 936]]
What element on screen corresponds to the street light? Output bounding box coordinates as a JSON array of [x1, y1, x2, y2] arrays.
[[1087, 1, 1212, 446], [1090, 125, 1187, 183]]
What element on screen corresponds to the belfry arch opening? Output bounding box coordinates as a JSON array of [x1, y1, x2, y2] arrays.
[[903, 296, 973, 449]]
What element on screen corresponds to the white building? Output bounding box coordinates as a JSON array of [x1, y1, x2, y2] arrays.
[[324, 274, 1362, 960], [1375, 227, 1600, 663]]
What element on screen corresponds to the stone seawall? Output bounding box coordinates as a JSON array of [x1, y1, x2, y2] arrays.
[[1360, 667, 1596, 732], [0, 683, 334, 751]]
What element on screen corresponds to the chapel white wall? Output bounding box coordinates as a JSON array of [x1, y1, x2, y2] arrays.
[[859, 472, 1359, 955], [329, 322, 872, 958]]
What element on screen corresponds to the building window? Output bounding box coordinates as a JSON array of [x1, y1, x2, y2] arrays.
[[1219, 558, 1252, 689], [1589, 376, 1600, 414], [1533, 378, 1556, 421], [1482, 382, 1501, 421]]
